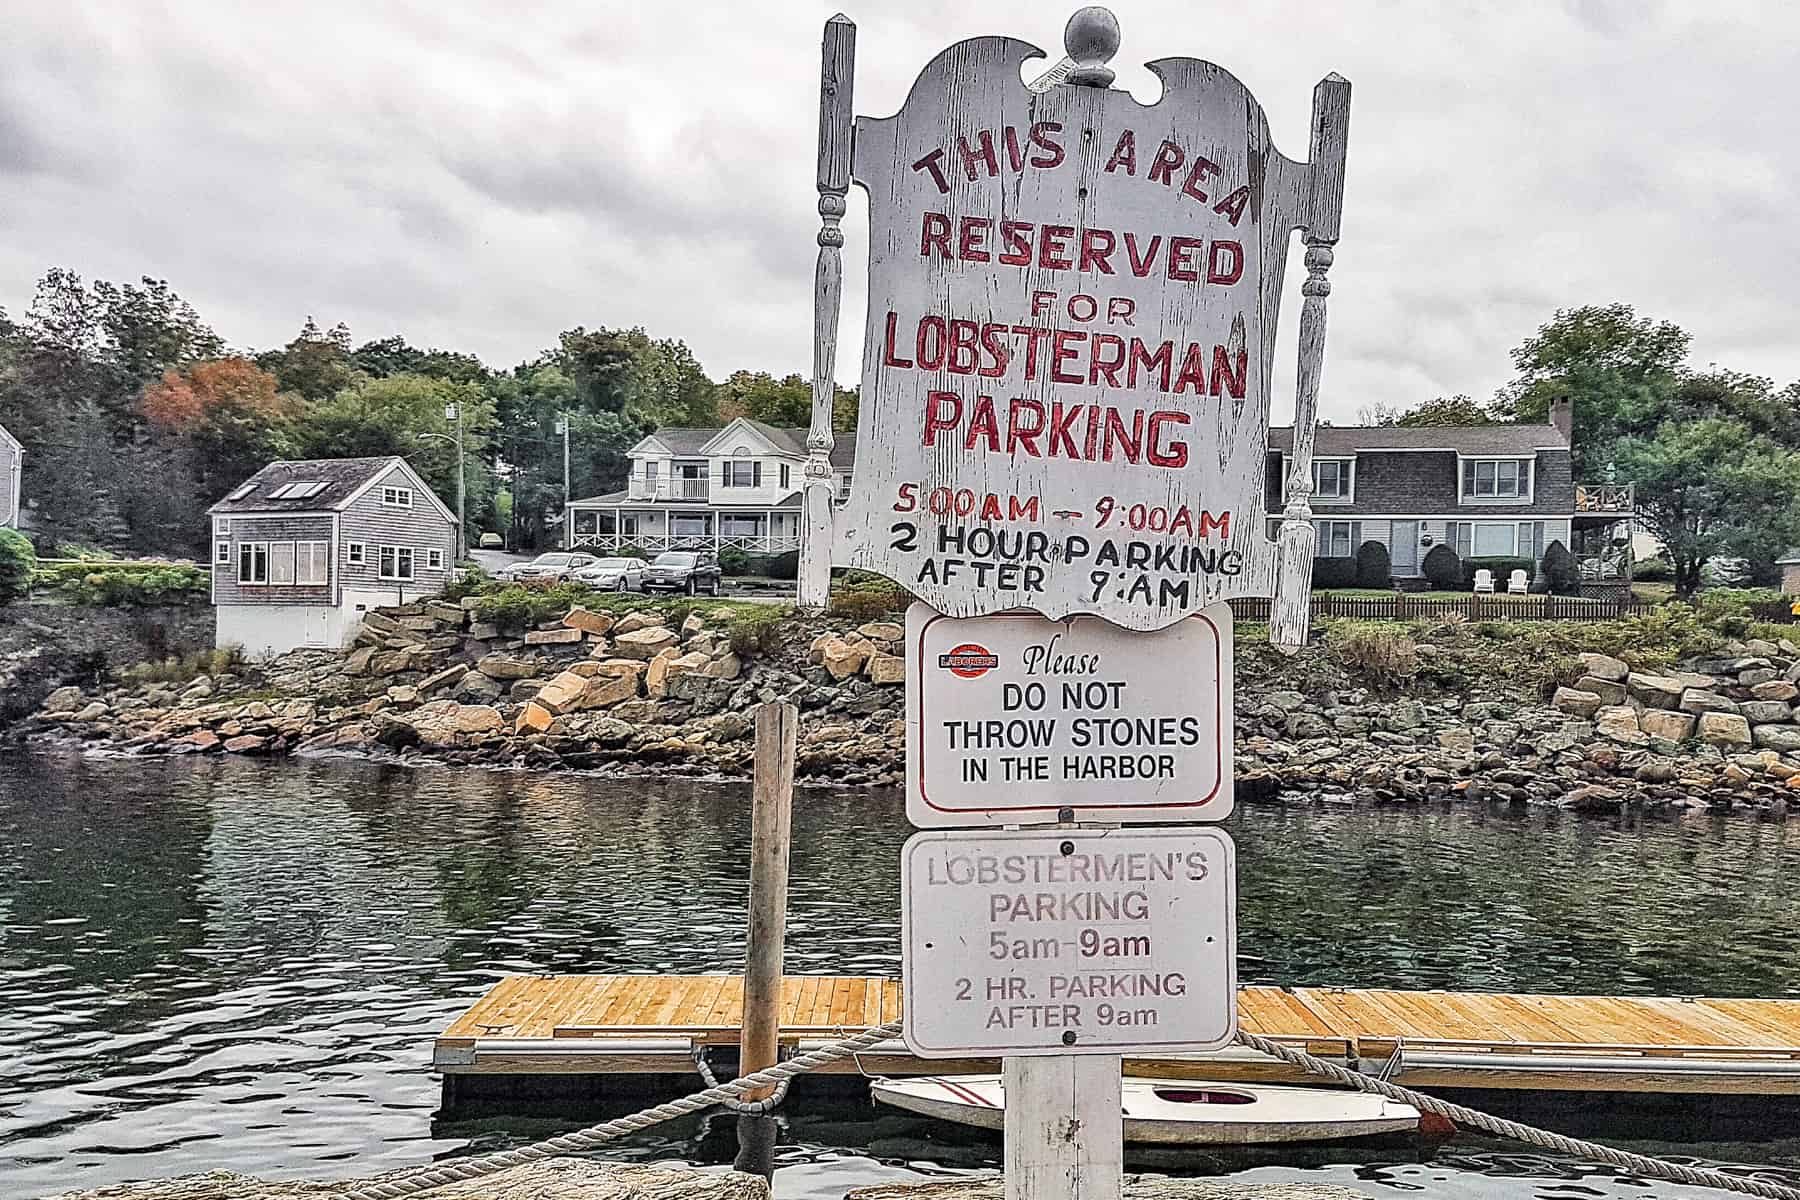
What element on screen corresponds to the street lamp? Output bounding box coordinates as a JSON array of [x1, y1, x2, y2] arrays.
[[418, 402, 466, 560]]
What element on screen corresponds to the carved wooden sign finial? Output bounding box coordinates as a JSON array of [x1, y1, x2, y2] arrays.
[[1063, 7, 1120, 87]]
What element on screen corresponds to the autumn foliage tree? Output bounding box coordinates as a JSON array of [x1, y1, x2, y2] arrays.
[[142, 357, 298, 523]]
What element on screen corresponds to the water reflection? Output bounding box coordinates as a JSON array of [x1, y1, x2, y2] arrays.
[[0, 749, 1797, 1197]]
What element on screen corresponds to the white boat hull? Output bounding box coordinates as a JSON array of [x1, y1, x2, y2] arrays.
[[871, 1076, 1423, 1146]]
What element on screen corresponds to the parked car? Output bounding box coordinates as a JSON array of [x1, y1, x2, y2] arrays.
[[478, 532, 503, 549], [641, 550, 722, 595], [572, 556, 646, 592], [500, 552, 598, 583]]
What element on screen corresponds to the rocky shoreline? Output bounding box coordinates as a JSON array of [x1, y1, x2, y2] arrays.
[[15, 597, 1800, 815]]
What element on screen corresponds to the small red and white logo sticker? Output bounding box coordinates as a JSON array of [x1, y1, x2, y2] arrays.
[[938, 643, 999, 678]]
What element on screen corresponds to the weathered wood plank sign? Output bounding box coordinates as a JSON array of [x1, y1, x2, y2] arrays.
[[802, 7, 1351, 649]]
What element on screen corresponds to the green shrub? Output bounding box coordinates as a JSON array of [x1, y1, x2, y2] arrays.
[[1633, 555, 1672, 582], [1325, 621, 1418, 686], [1422, 544, 1462, 590], [829, 579, 911, 621], [0, 529, 35, 603], [726, 608, 784, 658], [123, 645, 246, 685], [1464, 556, 1534, 589], [718, 546, 752, 576], [765, 550, 799, 581], [31, 558, 209, 606], [1312, 556, 1358, 589], [470, 581, 593, 631], [1354, 540, 1391, 589], [1540, 541, 1578, 595]]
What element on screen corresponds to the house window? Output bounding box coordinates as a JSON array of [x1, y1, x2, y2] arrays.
[[1462, 458, 1531, 500], [271, 542, 297, 586], [297, 542, 329, 585], [238, 542, 269, 585], [378, 545, 415, 581], [721, 514, 765, 537], [1450, 521, 1544, 559], [347, 542, 366, 565], [644, 462, 659, 485], [426, 548, 444, 570], [1314, 519, 1360, 558], [381, 485, 414, 508], [837, 474, 852, 502], [1312, 459, 1353, 500], [215, 542, 231, 566], [780, 463, 791, 489], [722, 461, 761, 487]]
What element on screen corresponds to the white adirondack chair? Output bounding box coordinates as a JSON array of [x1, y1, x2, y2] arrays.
[[1473, 569, 1496, 594], [1507, 569, 1529, 595]]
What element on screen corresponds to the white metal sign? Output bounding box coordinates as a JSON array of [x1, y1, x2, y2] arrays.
[[905, 602, 1233, 828], [902, 826, 1237, 1057], [822, 29, 1350, 633]]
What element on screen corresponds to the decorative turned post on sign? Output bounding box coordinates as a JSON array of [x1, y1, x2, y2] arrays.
[[804, 8, 1349, 1200]]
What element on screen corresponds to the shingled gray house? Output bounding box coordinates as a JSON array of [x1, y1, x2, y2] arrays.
[[1267, 398, 1635, 584], [0, 422, 22, 529], [207, 457, 457, 657]]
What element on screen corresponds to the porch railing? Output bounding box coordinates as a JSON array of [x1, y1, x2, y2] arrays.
[[1575, 483, 1635, 513], [571, 531, 803, 554], [626, 478, 710, 502]]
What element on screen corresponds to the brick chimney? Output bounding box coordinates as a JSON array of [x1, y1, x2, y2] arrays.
[[1548, 395, 1573, 443]]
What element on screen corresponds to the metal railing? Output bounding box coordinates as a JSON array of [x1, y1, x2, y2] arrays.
[[1575, 483, 1635, 512], [571, 531, 803, 553]]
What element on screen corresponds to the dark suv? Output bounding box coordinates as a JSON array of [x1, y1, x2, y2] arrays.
[[642, 550, 722, 595]]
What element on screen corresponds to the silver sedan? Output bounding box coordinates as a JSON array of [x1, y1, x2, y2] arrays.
[[571, 556, 646, 592]]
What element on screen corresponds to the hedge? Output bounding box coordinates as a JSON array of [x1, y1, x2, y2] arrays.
[[31, 559, 210, 606], [0, 529, 35, 603], [1354, 540, 1392, 589], [1422, 544, 1462, 590], [1312, 556, 1359, 589]]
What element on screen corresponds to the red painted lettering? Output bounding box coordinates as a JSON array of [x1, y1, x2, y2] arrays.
[[921, 211, 951, 258], [948, 319, 981, 374], [1079, 228, 1116, 274], [1180, 155, 1220, 203], [1102, 409, 1143, 463], [1206, 241, 1243, 285], [998, 220, 1034, 266], [1039, 224, 1074, 270], [1090, 334, 1125, 386], [1147, 412, 1190, 468], [964, 394, 999, 451], [1128, 339, 1171, 390], [1050, 329, 1086, 383], [957, 217, 990, 262], [1027, 121, 1065, 168], [1167, 236, 1203, 282], [1213, 186, 1251, 226], [1046, 403, 1083, 457], [957, 131, 998, 180], [1148, 140, 1184, 186], [916, 317, 947, 370], [1210, 347, 1247, 398], [979, 324, 1010, 378], [1174, 343, 1207, 394], [1007, 398, 1046, 457], [1124, 233, 1161, 278], [882, 311, 914, 369], [922, 391, 962, 445], [1103, 130, 1136, 175], [911, 150, 950, 193]]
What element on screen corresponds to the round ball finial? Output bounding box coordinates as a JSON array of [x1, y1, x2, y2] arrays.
[[1064, 6, 1120, 87]]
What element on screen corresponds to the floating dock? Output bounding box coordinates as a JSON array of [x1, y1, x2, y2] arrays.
[[435, 975, 1800, 1098]]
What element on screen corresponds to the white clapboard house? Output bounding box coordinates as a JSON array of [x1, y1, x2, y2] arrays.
[[564, 418, 856, 557], [207, 457, 458, 657]]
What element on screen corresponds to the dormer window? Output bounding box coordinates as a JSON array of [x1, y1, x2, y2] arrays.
[[1312, 459, 1353, 501], [1462, 458, 1531, 501]]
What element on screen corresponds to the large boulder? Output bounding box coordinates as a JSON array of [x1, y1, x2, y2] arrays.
[[867, 652, 907, 685], [1737, 700, 1794, 725], [614, 610, 666, 635], [1679, 688, 1739, 715], [1752, 724, 1800, 753], [1698, 711, 1753, 748], [1749, 679, 1800, 703], [524, 627, 584, 646], [418, 663, 469, 696], [1551, 687, 1601, 718], [1625, 672, 1683, 710], [615, 626, 681, 660], [820, 635, 873, 680], [564, 607, 616, 637], [408, 700, 505, 746], [1574, 676, 1627, 705], [477, 655, 538, 680], [1638, 709, 1695, 743], [1594, 705, 1645, 743], [1577, 652, 1629, 682]]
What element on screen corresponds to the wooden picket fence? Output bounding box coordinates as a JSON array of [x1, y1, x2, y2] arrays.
[[1227, 592, 1657, 623]]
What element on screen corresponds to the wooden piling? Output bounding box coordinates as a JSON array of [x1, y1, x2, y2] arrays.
[[740, 700, 797, 1100], [1004, 1056, 1123, 1200]]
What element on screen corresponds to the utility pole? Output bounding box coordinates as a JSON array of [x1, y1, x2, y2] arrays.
[[446, 401, 466, 561], [555, 415, 571, 549]]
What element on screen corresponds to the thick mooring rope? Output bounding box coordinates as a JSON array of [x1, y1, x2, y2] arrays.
[[337, 1021, 1800, 1200]]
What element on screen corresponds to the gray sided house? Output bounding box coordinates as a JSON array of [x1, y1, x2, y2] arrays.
[[207, 457, 457, 657], [0, 422, 22, 529], [1266, 399, 1636, 585]]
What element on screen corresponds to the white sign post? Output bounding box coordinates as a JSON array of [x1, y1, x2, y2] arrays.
[[804, 8, 1350, 1200], [905, 602, 1233, 827]]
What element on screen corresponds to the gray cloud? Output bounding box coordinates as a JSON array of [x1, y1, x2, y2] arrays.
[[0, 0, 1794, 417]]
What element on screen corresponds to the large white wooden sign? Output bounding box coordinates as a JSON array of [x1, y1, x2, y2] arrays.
[[815, 26, 1349, 636], [902, 826, 1237, 1057], [905, 602, 1233, 828]]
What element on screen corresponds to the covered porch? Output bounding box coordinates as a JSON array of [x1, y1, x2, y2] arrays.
[[567, 502, 803, 554], [1573, 483, 1636, 586]]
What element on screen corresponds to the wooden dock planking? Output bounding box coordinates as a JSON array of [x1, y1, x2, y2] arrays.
[[436, 975, 1800, 1094]]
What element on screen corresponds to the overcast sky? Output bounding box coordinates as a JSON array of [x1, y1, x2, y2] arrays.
[[2, 1, 1795, 423]]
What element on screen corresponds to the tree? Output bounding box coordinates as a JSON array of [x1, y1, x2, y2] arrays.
[[716, 370, 860, 432], [256, 318, 360, 403], [1493, 304, 1689, 477], [1354, 401, 1401, 426], [350, 335, 489, 384], [141, 359, 300, 533], [290, 374, 496, 544], [551, 326, 715, 427], [1396, 395, 1493, 427]]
